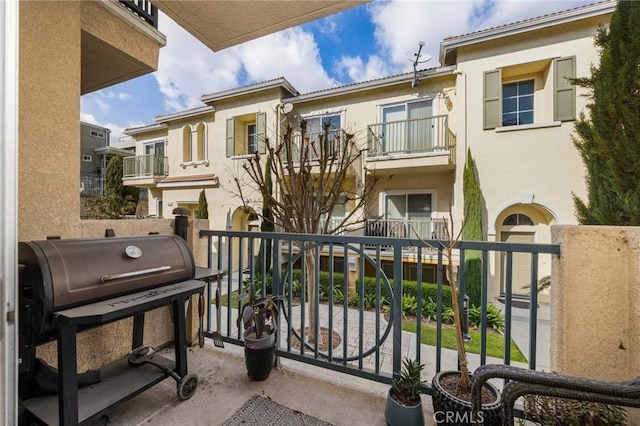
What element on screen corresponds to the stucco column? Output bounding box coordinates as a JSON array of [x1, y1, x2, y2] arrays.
[[551, 225, 640, 381]]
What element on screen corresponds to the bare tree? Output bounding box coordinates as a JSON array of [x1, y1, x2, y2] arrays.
[[234, 116, 377, 343]]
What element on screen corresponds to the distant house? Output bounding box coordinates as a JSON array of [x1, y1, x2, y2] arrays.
[[80, 122, 134, 217]]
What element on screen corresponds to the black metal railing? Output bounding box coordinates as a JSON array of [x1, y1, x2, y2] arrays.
[[118, 0, 158, 29], [200, 229, 560, 393]]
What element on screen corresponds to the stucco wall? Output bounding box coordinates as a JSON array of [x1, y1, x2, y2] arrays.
[[551, 225, 640, 381], [19, 1, 82, 241]]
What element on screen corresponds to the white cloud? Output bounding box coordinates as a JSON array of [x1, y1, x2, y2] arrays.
[[334, 54, 393, 82], [154, 12, 336, 112], [101, 90, 132, 101], [94, 98, 111, 113], [237, 27, 336, 93], [365, 0, 594, 73]]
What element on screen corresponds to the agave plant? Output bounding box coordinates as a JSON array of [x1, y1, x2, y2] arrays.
[[237, 287, 281, 338], [389, 357, 426, 406]]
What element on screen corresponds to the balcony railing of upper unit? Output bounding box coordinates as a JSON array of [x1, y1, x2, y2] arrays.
[[118, 0, 158, 29], [80, 173, 105, 197], [123, 154, 168, 178], [287, 129, 346, 164], [367, 114, 454, 158]]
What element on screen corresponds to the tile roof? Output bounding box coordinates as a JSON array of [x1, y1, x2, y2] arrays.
[[158, 174, 218, 184], [444, 0, 611, 41]]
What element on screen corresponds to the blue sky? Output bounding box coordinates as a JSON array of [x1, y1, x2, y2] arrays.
[[80, 0, 596, 144]]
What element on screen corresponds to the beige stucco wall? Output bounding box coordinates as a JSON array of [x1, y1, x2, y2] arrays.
[[551, 225, 640, 381], [19, 1, 82, 241]]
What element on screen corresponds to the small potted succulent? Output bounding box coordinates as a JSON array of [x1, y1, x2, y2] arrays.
[[237, 288, 280, 381], [385, 357, 426, 426]]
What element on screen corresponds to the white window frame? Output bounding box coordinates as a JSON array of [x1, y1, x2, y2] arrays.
[[378, 96, 440, 153], [246, 122, 257, 154]]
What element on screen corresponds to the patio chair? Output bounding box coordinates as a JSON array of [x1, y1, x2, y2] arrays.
[[470, 364, 640, 426]]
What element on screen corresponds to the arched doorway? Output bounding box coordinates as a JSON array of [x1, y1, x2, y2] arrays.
[[495, 205, 556, 299], [229, 207, 260, 273]]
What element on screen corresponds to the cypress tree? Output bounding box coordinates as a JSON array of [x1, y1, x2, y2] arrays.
[[462, 149, 483, 307], [197, 189, 209, 219], [572, 1, 640, 225]]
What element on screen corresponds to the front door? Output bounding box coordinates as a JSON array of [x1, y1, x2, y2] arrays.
[[500, 232, 534, 297]]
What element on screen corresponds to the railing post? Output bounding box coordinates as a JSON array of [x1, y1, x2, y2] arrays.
[[392, 242, 403, 375]]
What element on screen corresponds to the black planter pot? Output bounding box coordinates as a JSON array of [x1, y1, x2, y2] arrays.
[[384, 389, 425, 426], [244, 345, 276, 381], [431, 371, 502, 426]]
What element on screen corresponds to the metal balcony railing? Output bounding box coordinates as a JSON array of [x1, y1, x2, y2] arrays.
[[118, 0, 158, 29], [286, 129, 346, 164], [367, 115, 454, 158], [123, 154, 168, 178], [80, 173, 105, 196], [199, 229, 560, 396], [365, 217, 449, 240]]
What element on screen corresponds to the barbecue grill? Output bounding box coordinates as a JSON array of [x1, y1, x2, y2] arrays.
[[18, 234, 211, 426]]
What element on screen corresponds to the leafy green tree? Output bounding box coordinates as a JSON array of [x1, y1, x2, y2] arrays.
[[85, 156, 138, 218], [572, 1, 640, 225], [197, 189, 209, 219], [462, 149, 483, 307]]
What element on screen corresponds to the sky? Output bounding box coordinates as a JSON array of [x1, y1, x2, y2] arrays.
[[80, 0, 597, 145]]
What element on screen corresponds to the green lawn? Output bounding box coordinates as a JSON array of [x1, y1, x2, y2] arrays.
[[217, 292, 526, 363], [402, 320, 527, 363]]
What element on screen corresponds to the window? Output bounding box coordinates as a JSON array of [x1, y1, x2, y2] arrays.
[[226, 112, 266, 156], [299, 113, 343, 160], [502, 80, 534, 126], [384, 192, 434, 239], [483, 56, 576, 130], [247, 123, 257, 153], [182, 126, 191, 162], [503, 213, 534, 226], [82, 155, 92, 162], [195, 122, 206, 161], [90, 130, 105, 139], [381, 100, 434, 153]]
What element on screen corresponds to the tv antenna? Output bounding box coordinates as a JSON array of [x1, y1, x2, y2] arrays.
[[408, 41, 431, 87]]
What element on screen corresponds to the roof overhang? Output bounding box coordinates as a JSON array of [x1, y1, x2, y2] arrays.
[[439, 0, 615, 65], [155, 106, 215, 123], [153, 0, 368, 52], [123, 123, 168, 135], [200, 77, 298, 104], [93, 146, 134, 157]]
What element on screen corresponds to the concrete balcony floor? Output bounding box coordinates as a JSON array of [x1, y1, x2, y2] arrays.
[[102, 343, 436, 426]]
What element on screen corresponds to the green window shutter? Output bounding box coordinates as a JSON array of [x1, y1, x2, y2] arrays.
[[483, 69, 502, 130], [554, 56, 576, 122], [256, 112, 267, 154], [226, 118, 235, 157]]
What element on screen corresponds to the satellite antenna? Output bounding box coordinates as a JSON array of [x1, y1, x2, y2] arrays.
[[408, 41, 431, 87], [280, 103, 293, 115]]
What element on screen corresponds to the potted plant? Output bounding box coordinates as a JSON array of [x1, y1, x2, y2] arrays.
[[237, 287, 279, 381], [428, 216, 502, 425], [384, 357, 426, 426]]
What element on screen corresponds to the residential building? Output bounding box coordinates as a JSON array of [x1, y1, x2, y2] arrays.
[[79, 122, 134, 203], [123, 1, 615, 303], [1, 1, 364, 423]]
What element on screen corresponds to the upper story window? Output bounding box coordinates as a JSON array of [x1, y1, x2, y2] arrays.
[[296, 113, 343, 161], [182, 126, 191, 162], [483, 56, 575, 130], [196, 122, 206, 161], [247, 123, 258, 154], [90, 130, 105, 139], [502, 80, 534, 126], [380, 100, 435, 153], [226, 112, 266, 157]]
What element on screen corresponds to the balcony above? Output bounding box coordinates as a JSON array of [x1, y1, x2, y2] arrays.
[[122, 154, 168, 187], [366, 115, 456, 174], [81, 1, 166, 94], [153, 0, 367, 52]]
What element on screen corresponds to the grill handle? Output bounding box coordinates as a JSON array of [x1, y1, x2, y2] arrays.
[[101, 266, 172, 283]]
